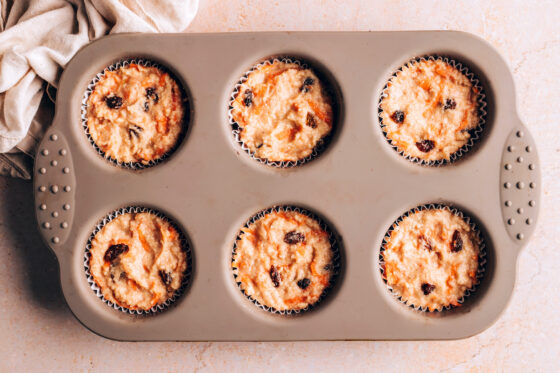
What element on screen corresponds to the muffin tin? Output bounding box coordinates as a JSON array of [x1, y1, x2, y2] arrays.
[[33, 31, 541, 341]]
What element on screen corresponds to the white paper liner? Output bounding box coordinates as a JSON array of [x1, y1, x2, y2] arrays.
[[228, 57, 339, 168], [232, 205, 341, 315], [84, 206, 193, 315], [81, 58, 189, 170], [378, 55, 488, 166], [379, 203, 487, 313]]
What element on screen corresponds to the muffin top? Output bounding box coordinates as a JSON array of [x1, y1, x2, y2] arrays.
[[381, 208, 481, 311], [230, 61, 334, 163], [86, 63, 185, 164], [88, 211, 187, 311], [380, 59, 480, 161], [233, 209, 334, 311]]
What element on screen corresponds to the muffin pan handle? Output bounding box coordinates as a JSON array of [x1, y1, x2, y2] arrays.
[[499, 123, 541, 247], [34, 127, 76, 250]]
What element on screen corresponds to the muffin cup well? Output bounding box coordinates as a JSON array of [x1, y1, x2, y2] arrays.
[[379, 203, 487, 312], [378, 55, 487, 166], [84, 206, 193, 315], [81, 58, 190, 170], [232, 205, 341, 315], [228, 57, 339, 168]]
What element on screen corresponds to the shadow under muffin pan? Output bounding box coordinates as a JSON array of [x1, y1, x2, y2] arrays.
[[33, 32, 541, 341]]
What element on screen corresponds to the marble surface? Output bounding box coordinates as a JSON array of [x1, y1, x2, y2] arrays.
[[1, 0, 559, 371]]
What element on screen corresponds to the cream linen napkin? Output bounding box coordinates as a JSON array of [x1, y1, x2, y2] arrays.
[[0, 0, 198, 178]]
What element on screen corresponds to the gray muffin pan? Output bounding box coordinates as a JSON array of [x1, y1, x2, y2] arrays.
[[33, 31, 541, 341]]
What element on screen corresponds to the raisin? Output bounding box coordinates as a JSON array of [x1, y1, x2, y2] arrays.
[[145, 87, 159, 103], [416, 139, 435, 152], [306, 112, 317, 128], [419, 235, 432, 251], [297, 278, 311, 289], [421, 283, 436, 295], [269, 265, 281, 287], [105, 95, 123, 109], [243, 89, 253, 107], [143, 101, 149, 112], [443, 98, 457, 110], [390, 110, 405, 124], [300, 77, 314, 92], [450, 230, 463, 252], [159, 270, 172, 286], [128, 125, 143, 139], [103, 243, 129, 263], [284, 231, 305, 244], [256, 143, 263, 149]]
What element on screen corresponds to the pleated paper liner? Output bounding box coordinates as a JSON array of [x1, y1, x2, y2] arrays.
[[84, 206, 193, 315], [379, 203, 487, 313], [228, 56, 340, 168], [232, 205, 341, 315], [378, 55, 488, 166], [81, 58, 190, 170]]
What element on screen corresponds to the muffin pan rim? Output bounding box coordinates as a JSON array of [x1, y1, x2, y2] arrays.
[[33, 31, 540, 341]]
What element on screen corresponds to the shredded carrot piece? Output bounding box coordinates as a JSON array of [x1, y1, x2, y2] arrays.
[[310, 261, 320, 276], [306, 99, 332, 125], [418, 77, 432, 91], [159, 73, 168, 87], [137, 228, 150, 252], [168, 226, 177, 241], [150, 293, 160, 307], [127, 279, 139, 290], [456, 110, 471, 131], [156, 117, 169, 134], [155, 147, 166, 157], [274, 129, 291, 141], [284, 296, 307, 305]]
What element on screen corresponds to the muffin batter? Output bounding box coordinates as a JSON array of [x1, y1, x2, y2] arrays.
[[231, 61, 334, 162], [381, 208, 481, 311], [86, 63, 185, 164], [89, 211, 187, 311], [233, 209, 334, 311], [380, 59, 480, 161]]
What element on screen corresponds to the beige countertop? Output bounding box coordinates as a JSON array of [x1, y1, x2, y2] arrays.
[[1, 0, 559, 371]]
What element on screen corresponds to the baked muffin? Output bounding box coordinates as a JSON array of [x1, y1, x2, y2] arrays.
[[86, 63, 186, 164], [230, 60, 334, 163], [380, 58, 481, 162], [232, 209, 335, 311], [381, 207, 481, 311], [88, 211, 187, 311]]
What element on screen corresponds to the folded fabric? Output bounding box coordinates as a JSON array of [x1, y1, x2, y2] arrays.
[[0, 0, 198, 178]]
